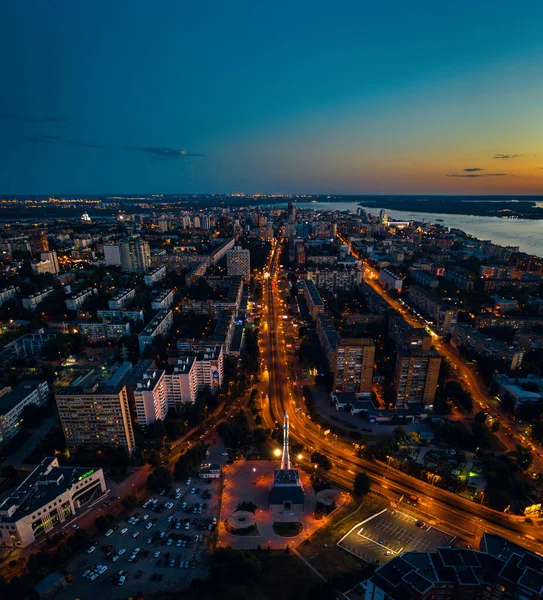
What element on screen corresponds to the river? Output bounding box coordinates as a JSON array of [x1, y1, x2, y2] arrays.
[[266, 201, 543, 258]]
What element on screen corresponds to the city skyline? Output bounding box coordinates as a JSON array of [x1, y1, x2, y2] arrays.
[[1, 0, 543, 195]]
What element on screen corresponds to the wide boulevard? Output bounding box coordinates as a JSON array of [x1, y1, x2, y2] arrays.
[[260, 239, 543, 555]]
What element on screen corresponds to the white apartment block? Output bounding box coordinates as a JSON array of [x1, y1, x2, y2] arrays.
[[103, 243, 122, 266], [0, 286, 20, 306], [65, 287, 97, 311], [194, 346, 224, 393], [138, 309, 173, 354], [22, 287, 54, 311], [120, 238, 151, 273], [144, 265, 167, 287], [226, 246, 251, 282], [97, 309, 144, 322], [379, 268, 404, 292], [108, 288, 136, 309], [0, 381, 49, 445], [134, 370, 168, 426], [79, 322, 131, 342], [0, 457, 107, 548], [165, 356, 198, 406], [32, 251, 59, 276], [151, 289, 175, 311]]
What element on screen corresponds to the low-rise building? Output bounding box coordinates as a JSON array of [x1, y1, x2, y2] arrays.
[[144, 265, 167, 287], [107, 288, 135, 309], [138, 309, 173, 354], [65, 287, 97, 311], [300, 278, 324, 320], [79, 322, 131, 342], [22, 288, 54, 311], [452, 323, 524, 370], [151, 289, 175, 311], [0, 457, 107, 548], [0, 286, 20, 306], [96, 308, 144, 322], [0, 380, 49, 445], [406, 285, 458, 334]]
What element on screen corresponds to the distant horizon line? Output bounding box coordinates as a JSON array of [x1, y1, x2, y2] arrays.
[[2, 193, 543, 199]]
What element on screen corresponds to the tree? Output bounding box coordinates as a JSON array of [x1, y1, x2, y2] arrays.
[[353, 472, 371, 497], [474, 411, 488, 424], [146, 466, 173, 492], [148, 449, 162, 468], [311, 451, 332, 470]]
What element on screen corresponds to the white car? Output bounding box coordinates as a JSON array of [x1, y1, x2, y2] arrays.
[[87, 546, 96, 554], [82, 569, 91, 578], [185, 478, 191, 485], [118, 575, 126, 586], [176, 539, 182, 547], [184, 522, 190, 530], [112, 555, 119, 562], [121, 528, 128, 535], [181, 501, 187, 509], [89, 573, 98, 581], [212, 517, 217, 525], [98, 566, 107, 575], [146, 522, 153, 530], [142, 514, 149, 520], [105, 529, 114, 537], [118, 548, 126, 555], [132, 531, 140, 539], [190, 488, 195, 494], [153, 551, 161, 558], [166, 538, 172, 546]]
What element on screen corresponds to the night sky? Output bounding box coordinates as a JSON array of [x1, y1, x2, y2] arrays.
[[1, 0, 543, 195]]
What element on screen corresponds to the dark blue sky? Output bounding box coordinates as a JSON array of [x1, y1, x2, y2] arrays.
[[2, 0, 543, 194]]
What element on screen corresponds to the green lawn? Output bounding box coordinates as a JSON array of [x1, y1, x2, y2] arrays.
[[273, 521, 303, 537], [297, 494, 386, 589]]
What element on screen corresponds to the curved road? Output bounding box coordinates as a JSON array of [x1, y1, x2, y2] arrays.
[[260, 240, 543, 555]]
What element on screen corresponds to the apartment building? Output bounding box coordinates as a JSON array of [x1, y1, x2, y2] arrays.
[[0, 457, 107, 548], [165, 356, 198, 406], [65, 287, 97, 311], [306, 268, 362, 292], [22, 287, 54, 311], [409, 269, 439, 289], [144, 265, 167, 287], [0, 286, 20, 306], [316, 313, 375, 394], [0, 381, 49, 445], [359, 281, 389, 315], [226, 246, 251, 282], [406, 285, 458, 334], [210, 237, 236, 265], [134, 370, 168, 426], [378, 268, 404, 292], [138, 309, 173, 354], [79, 322, 131, 342], [389, 317, 441, 408], [97, 308, 144, 322], [103, 243, 122, 266], [55, 364, 135, 453], [300, 278, 325, 320], [119, 238, 151, 273], [185, 262, 208, 287], [451, 323, 524, 370], [151, 289, 175, 311], [107, 288, 135, 309], [32, 251, 60, 276]]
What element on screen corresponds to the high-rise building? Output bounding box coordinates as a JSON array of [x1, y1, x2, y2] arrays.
[[55, 364, 135, 454], [134, 370, 168, 426], [226, 246, 251, 282], [288, 201, 296, 223], [103, 243, 122, 266], [119, 238, 151, 273], [317, 313, 375, 394]]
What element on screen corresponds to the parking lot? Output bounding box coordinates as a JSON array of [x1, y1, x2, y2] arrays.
[[338, 508, 455, 565], [57, 473, 222, 600]]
